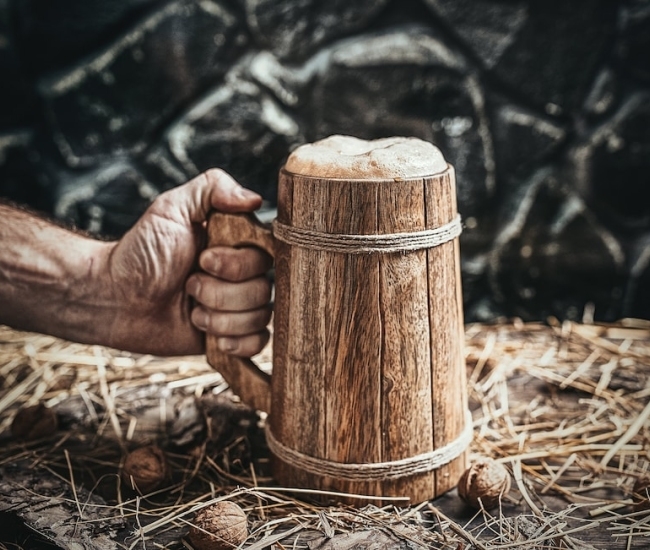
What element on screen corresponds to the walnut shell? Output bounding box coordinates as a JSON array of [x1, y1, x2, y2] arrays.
[[121, 445, 170, 494], [11, 403, 58, 440], [457, 458, 511, 510], [189, 501, 248, 550], [632, 477, 650, 512]]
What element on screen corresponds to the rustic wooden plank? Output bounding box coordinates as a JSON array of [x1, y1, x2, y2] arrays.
[[268, 173, 288, 468], [378, 178, 435, 503], [321, 179, 383, 501], [272, 173, 329, 494], [268, 170, 295, 488], [272, 172, 315, 492], [425, 167, 468, 497]]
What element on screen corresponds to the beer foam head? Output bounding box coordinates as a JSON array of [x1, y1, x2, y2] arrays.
[[284, 135, 446, 179]]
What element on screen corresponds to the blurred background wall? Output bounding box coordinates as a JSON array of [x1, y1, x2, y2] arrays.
[[1, 0, 648, 323]]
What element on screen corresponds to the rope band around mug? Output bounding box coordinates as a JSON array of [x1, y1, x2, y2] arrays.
[[264, 411, 473, 481], [272, 214, 462, 254]]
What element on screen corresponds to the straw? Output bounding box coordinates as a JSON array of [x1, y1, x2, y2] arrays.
[[0, 318, 648, 548]]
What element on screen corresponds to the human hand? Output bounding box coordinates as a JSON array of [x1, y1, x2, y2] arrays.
[[104, 169, 272, 356]]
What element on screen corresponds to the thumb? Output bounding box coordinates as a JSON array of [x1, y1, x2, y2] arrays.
[[203, 169, 262, 213], [169, 169, 263, 224]]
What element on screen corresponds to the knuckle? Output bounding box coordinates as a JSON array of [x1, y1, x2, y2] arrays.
[[211, 288, 228, 310], [198, 279, 226, 310], [149, 189, 174, 214], [203, 168, 226, 187], [228, 259, 246, 281], [209, 313, 231, 336], [195, 279, 225, 310], [201, 249, 224, 277], [205, 249, 245, 281]]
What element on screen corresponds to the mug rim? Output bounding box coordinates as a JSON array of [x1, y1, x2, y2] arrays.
[[279, 163, 453, 182]]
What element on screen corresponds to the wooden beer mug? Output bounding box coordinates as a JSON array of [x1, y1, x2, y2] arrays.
[[206, 136, 471, 504]]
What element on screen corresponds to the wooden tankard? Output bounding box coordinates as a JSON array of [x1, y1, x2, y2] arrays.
[[206, 137, 470, 504]]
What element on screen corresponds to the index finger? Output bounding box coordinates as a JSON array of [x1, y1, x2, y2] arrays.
[[200, 246, 273, 281]]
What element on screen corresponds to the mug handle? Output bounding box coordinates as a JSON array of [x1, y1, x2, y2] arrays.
[[205, 211, 275, 413]]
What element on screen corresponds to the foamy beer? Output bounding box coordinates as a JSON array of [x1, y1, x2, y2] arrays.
[[207, 135, 471, 504]]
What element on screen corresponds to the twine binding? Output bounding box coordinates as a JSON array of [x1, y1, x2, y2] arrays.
[[272, 214, 462, 254], [265, 411, 473, 481]]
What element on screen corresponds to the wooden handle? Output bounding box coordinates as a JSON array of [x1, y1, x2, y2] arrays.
[[205, 211, 274, 413]]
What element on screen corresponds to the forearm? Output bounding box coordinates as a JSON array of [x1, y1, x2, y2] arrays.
[[0, 203, 116, 345]]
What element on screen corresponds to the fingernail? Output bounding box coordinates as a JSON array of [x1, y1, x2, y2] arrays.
[[217, 337, 238, 353], [193, 309, 209, 330]]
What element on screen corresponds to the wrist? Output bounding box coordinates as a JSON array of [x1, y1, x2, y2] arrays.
[[33, 236, 117, 346], [65, 238, 120, 345]]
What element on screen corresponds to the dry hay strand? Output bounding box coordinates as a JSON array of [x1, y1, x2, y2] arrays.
[[0, 317, 649, 549]]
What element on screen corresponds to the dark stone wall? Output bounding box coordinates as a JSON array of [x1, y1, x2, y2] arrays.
[[1, 0, 649, 323]]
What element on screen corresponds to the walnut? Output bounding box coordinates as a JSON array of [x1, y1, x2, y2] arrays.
[[632, 477, 650, 512], [457, 458, 511, 510], [11, 403, 58, 440], [189, 501, 248, 550], [121, 445, 170, 494]]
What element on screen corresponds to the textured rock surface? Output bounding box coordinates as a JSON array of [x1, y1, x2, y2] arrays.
[[0, 1, 37, 128], [424, 0, 529, 69], [616, 2, 650, 83], [245, 0, 391, 61], [429, 0, 617, 113], [0, 0, 648, 321], [40, 0, 247, 166], [164, 63, 300, 195], [11, 0, 159, 73], [490, 100, 566, 185], [0, 131, 50, 211], [489, 169, 626, 321], [53, 162, 159, 236], [570, 92, 650, 231]]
